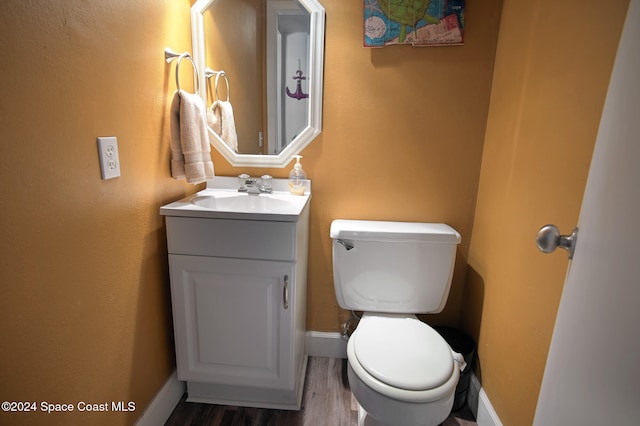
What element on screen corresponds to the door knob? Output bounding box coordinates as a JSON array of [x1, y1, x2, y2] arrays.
[[536, 225, 579, 259]]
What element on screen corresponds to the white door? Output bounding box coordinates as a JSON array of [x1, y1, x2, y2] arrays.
[[533, 1, 640, 424]]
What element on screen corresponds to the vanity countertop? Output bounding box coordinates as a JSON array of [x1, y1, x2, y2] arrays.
[[160, 176, 311, 222]]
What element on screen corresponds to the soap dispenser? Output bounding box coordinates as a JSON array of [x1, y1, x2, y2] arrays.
[[288, 155, 307, 195]]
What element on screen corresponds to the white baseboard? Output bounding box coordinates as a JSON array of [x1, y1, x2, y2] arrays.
[[305, 331, 347, 358], [135, 337, 500, 426], [134, 371, 185, 426], [468, 373, 502, 426]]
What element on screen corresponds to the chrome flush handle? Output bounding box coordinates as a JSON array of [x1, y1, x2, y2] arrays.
[[337, 239, 354, 251]]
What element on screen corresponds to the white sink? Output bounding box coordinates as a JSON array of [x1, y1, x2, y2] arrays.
[[160, 177, 311, 221], [191, 192, 300, 212]]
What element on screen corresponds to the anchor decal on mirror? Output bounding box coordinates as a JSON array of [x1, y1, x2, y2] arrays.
[[286, 59, 309, 100]]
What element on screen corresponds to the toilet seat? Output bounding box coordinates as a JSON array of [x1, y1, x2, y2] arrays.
[[348, 313, 459, 403], [352, 314, 454, 391]]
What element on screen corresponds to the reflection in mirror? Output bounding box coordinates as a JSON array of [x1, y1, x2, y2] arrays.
[[191, 0, 325, 168]]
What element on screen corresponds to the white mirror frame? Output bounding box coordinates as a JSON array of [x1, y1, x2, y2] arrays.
[[191, 0, 325, 168]]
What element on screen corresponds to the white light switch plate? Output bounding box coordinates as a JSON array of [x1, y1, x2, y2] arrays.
[[97, 136, 121, 179]]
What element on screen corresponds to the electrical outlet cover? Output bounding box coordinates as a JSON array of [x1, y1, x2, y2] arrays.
[[97, 136, 121, 180]]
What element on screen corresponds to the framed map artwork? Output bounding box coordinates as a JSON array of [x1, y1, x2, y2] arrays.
[[364, 0, 465, 47]]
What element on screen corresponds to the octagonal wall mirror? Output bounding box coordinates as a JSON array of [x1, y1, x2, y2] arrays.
[[191, 0, 325, 168]]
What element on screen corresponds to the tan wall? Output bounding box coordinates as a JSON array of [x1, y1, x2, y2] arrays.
[[213, 0, 503, 331], [463, 1, 630, 425], [0, 1, 196, 425]]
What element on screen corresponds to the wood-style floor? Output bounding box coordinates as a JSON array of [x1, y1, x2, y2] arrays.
[[165, 357, 477, 426]]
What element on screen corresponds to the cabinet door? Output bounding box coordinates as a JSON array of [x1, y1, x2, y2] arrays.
[[169, 254, 295, 390]]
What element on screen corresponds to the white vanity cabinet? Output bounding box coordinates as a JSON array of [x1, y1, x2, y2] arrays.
[[160, 182, 310, 410]]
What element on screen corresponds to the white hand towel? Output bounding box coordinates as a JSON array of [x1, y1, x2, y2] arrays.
[[207, 100, 238, 153], [170, 90, 215, 184]]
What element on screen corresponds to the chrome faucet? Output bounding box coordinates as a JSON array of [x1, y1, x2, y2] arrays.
[[237, 174, 273, 194]]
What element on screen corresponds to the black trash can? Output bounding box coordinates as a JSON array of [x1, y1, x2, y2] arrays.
[[434, 326, 476, 412]]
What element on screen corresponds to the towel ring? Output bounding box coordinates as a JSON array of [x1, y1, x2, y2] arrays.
[[175, 53, 200, 94], [215, 72, 230, 102], [206, 69, 230, 102]]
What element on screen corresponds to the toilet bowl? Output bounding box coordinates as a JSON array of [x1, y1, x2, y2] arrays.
[[330, 220, 462, 426], [347, 313, 459, 426]]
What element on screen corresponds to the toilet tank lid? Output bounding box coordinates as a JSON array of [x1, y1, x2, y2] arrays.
[[330, 220, 461, 244]]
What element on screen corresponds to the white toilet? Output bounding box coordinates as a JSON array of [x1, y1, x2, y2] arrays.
[[330, 219, 462, 426]]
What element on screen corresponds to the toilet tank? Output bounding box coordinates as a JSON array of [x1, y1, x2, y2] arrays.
[[330, 220, 461, 314]]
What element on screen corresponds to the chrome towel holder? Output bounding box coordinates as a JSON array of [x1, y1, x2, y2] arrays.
[[205, 68, 230, 102], [164, 47, 200, 94]]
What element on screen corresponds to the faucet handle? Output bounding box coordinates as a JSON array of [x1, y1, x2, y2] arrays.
[[260, 175, 273, 193], [237, 173, 250, 192]]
